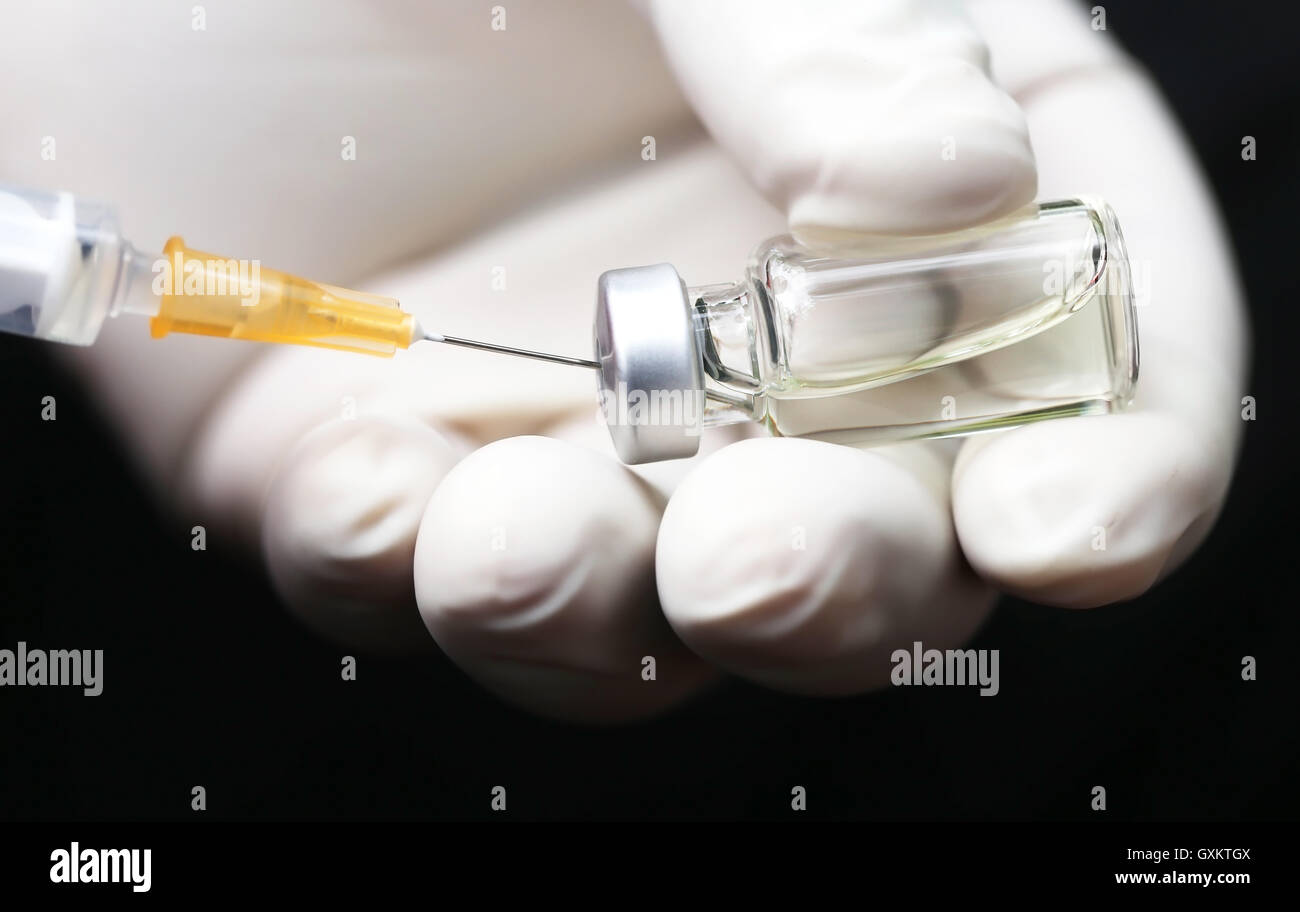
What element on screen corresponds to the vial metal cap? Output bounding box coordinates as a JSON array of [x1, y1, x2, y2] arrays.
[[594, 263, 705, 464]]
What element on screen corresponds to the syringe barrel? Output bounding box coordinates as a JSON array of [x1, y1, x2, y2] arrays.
[[0, 183, 131, 345]]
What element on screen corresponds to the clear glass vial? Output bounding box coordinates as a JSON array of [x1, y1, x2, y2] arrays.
[[594, 197, 1138, 464]]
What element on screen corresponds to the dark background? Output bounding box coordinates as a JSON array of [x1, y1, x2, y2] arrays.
[[2, 1, 1296, 821]]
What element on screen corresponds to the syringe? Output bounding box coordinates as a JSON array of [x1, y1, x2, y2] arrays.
[[0, 183, 597, 365], [1, 183, 1138, 466]]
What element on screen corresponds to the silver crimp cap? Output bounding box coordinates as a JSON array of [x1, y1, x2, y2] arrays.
[[594, 263, 705, 465]]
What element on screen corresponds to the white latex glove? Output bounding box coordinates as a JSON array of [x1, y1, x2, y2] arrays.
[[4, 0, 1245, 721], [652, 0, 1245, 673]]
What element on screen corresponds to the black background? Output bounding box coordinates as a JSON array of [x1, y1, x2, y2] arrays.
[[1, 0, 1296, 822]]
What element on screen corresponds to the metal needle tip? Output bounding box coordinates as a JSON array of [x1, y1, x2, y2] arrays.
[[413, 321, 600, 370]]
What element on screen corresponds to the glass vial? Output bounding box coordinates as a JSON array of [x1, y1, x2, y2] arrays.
[[594, 197, 1138, 464]]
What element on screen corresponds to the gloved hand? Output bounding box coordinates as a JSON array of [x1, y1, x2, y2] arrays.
[[6, 0, 1245, 722]]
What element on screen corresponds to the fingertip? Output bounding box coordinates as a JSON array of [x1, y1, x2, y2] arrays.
[[652, 0, 1038, 237], [953, 414, 1226, 607], [262, 416, 467, 652], [414, 436, 713, 722], [786, 81, 1038, 239], [657, 437, 992, 694]]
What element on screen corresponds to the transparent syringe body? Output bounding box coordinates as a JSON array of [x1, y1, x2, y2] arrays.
[[0, 184, 158, 345], [692, 198, 1138, 445]]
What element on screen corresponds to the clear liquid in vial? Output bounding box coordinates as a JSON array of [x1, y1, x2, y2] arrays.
[[694, 198, 1139, 445], [764, 280, 1135, 445]]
